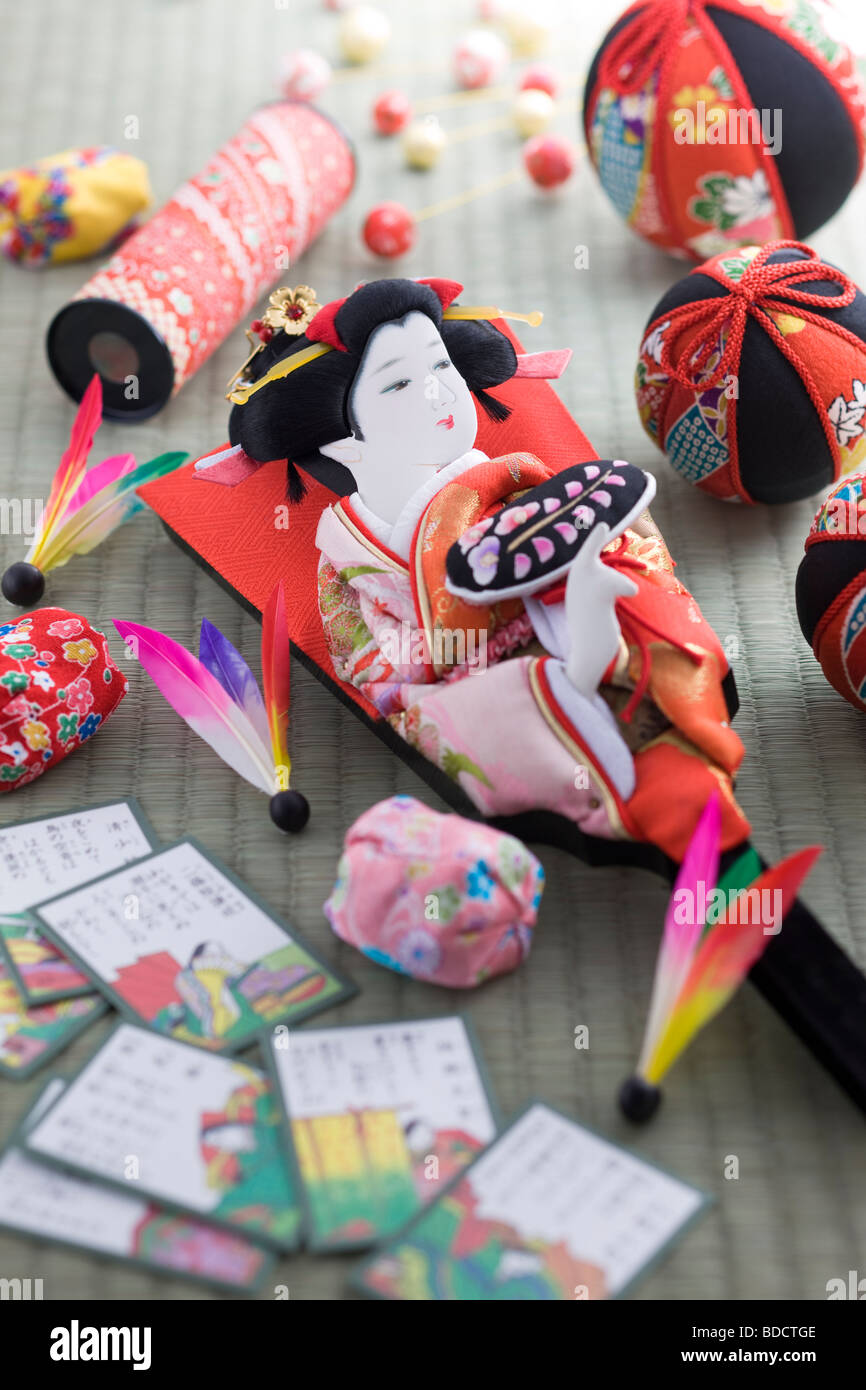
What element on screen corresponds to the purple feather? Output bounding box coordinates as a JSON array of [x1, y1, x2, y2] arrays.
[[199, 618, 270, 751]]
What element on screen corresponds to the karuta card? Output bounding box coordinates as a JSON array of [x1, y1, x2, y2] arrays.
[[0, 800, 156, 911], [267, 1015, 498, 1251], [23, 1022, 302, 1251], [352, 1102, 709, 1300], [0, 913, 92, 1005], [0, 1080, 273, 1294], [32, 839, 355, 1050], [0, 954, 106, 1080], [0, 800, 157, 1004]]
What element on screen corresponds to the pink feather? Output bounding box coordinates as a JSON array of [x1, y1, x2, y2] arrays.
[[261, 582, 291, 786], [637, 793, 721, 1075], [65, 453, 137, 514], [643, 845, 822, 1084], [113, 620, 275, 794]]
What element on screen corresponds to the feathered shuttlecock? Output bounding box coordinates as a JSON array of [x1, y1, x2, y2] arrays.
[[1, 376, 186, 606], [114, 583, 308, 832], [620, 794, 821, 1122]]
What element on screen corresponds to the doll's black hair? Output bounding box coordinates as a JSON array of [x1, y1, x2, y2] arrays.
[[228, 278, 518, 501]]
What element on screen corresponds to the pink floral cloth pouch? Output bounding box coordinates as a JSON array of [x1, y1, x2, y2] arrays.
[[324, 795, 545, 988]]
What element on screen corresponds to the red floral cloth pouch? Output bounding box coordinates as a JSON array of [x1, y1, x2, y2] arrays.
[[0, 608, 128, 790]]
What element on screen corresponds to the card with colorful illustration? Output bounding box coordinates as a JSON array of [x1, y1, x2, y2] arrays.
[[352, 1101, 710, 1300], [0, 1079, 273, 1294], [0, 800, 157, 1004], [0, 913, 92, 1005], [32, 839, 355, 1050], [267, 1015, 499, 1251], [22, 1022, 303, 1251], [0, 954, 107, 1080]]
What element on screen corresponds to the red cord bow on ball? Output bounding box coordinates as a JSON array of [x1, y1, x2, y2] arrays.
[[658, 240, 858, 392], [597, 0, 700, 95]]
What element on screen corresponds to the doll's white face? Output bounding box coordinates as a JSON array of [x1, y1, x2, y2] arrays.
[[320, 311, 479, 526]]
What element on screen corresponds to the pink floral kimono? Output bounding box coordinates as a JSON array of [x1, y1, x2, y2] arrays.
[[316, 450, 749, 862]]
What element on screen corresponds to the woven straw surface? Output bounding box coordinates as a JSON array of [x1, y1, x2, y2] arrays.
[[1, 0, 865, 1302]]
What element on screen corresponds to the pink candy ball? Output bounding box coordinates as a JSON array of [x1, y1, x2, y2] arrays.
[[277, 48, 332, 102], [520, 63, 558, 98], [523, 134, 576, 188], [453, 28, 509, 90], [363, 201, 416, 257], [372, 89, 412, 136]]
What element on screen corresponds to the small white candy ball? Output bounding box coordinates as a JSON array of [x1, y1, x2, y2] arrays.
[[503, 11, 549, 58], [339, 5, 391, 64], [403, 117, 447, 170], [512, 87, 555, 137]]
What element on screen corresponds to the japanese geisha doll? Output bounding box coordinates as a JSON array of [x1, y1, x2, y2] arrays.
[[222, 276, 749, 865]]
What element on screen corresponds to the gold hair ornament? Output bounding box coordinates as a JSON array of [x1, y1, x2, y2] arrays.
[[225, 285, 321, 402]]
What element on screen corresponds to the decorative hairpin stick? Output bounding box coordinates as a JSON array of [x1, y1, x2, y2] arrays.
[[620, 795, 821, 1122], [1, 376, 186, 607], [114, 582, 309, 832], [443, 304, 544, 327]]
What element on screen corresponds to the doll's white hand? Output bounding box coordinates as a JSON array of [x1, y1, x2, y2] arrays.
[[564, 523, 638, 698]]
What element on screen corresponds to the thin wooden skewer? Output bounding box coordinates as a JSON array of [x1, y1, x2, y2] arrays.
[[414, 168, 522, 223]]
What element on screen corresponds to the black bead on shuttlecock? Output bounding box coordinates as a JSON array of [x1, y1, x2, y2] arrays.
[[618, 1075, 662, 1124], [2, 562, 45, 607], [269, 789, 310, 833]]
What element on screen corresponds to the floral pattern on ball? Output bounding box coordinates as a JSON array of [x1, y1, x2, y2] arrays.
[[584, 0, 865, 261], [0, 609, 127, 788]]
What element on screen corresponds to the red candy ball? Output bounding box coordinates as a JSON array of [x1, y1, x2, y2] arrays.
[[520, 63, 558, 97], [523, 134, 576, 188], [372, 89, 412, 136], [363, 202, 416, 258]]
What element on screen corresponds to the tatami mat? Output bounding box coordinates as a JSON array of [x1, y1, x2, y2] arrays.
[[1, 0, 865, 1300]]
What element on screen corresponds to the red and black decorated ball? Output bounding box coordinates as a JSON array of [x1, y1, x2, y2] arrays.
[[796, 473, 866, 713], [636, 240, 866, 504], [584, 0, 865, 260]]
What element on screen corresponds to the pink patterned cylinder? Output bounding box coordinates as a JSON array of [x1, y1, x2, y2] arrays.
[[46, 102, 355, 420]]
